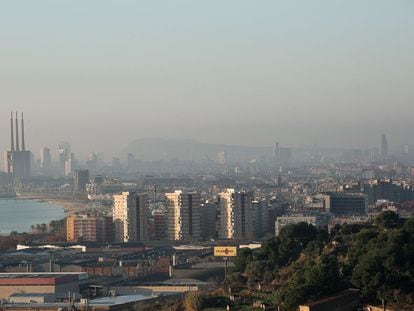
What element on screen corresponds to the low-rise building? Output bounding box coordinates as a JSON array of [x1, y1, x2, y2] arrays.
[[323, 192, 367, 217], [66, 214, 114, 242], [0, 273, 87, 300], [275, 213, 329, 236]]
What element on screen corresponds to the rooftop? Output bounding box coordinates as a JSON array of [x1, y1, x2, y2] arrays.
[[89, 293, 156, 306], [0, 272, 87, 279], [9, 293, 54, 297], [0, 272, 88, 285]]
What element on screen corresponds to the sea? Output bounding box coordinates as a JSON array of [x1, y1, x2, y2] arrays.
[[0, 199, 65, 235]]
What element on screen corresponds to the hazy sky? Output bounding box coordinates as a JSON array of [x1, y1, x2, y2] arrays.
[[1, 1, 413, 159]]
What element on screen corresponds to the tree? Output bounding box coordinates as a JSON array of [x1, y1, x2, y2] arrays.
[[350, 222, 414, 307], [224, 272, 246, 292], [351, 249, 391, 301], [274, 255, 344, 311], [0, 236, 18, 252], [278, 222, 318, 249], [232, 247, 253, 273], [374, 211, 402, 230], [245, 260, 270, 288], [183, 292, 202, 311], [304, 240, 323, 258], [276, 222, 319, 267], [40, 223, 48, 233]]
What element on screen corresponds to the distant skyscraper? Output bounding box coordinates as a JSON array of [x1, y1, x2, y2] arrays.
[[3, 112, 31, 180], [380, 134, 388, 159], [58, 142, 71, 176], [65, 153, 75, 177], [273, 141, 292, 170], [74, 169, 89, 192], [166, 190, 201, 241], [40, 147, 52, 169], [218, 189, 253, 240], [113, 192, 149, 242], [217, 151, 227, 165]]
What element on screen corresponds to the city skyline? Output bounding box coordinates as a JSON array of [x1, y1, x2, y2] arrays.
[[1, 1, 413, 157], [0, 112, 410, 162], [1, 2, 414, 310]]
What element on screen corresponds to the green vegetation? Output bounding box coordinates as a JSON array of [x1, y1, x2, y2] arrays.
[[224, 212, 414, 310], [0, 217, 66, 253]]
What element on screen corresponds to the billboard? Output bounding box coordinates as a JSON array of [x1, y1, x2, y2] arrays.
[[214, 246, 237, 257]]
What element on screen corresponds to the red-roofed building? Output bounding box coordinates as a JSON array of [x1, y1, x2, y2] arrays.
[[0, 273, 87, 299]]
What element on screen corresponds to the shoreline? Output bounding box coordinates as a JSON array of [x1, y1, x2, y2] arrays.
[[0, 198, 70, 236], [15, 195, 86, 214]]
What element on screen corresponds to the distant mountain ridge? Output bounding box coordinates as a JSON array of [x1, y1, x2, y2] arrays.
[[121, 138, 273, 162]]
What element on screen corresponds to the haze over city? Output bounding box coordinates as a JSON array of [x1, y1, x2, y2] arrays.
[[1, 1, 413, 158], [2, 1, 414, 311]]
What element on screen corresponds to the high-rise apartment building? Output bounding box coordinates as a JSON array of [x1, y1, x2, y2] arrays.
[[252, 199, 269, 238], [166, 190, 200, 241], [66, 214, 114, 242], [200, 201, 217, 240], [113, 192, 149, 242], [363, 179, 414, 204], [153, 209, 167, 240], [218, 189, 253, 240]]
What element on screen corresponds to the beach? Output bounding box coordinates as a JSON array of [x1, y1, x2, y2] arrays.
[[16, 194, 87, 214]]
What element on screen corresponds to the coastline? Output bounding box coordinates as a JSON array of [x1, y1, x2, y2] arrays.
[[16, 195, 86, 214], [0, 198, 69, 235]]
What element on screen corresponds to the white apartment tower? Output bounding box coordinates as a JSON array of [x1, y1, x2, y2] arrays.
[[218, 189, 253, 240], [166, 190, 201, 241], [40, 147, 52, 169], [58, 142, 71, 176], [65, 153, 75, 177], [113, 192, 148, 242]]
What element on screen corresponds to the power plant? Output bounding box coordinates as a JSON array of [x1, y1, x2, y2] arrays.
[[4, 112, 31, 180]]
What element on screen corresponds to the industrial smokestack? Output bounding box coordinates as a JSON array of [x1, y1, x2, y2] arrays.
[[10, 111, 14, 152], [21, 112, 25, 151], [15, 112, 19, 152]]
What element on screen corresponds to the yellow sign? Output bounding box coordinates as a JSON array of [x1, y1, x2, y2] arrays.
[[214, 246, 237, 257]]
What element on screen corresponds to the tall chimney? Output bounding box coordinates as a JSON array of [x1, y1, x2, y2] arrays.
[[10, 111, 14, 152], [21, 112, 25, 151], [15, 112, 19, 152]]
